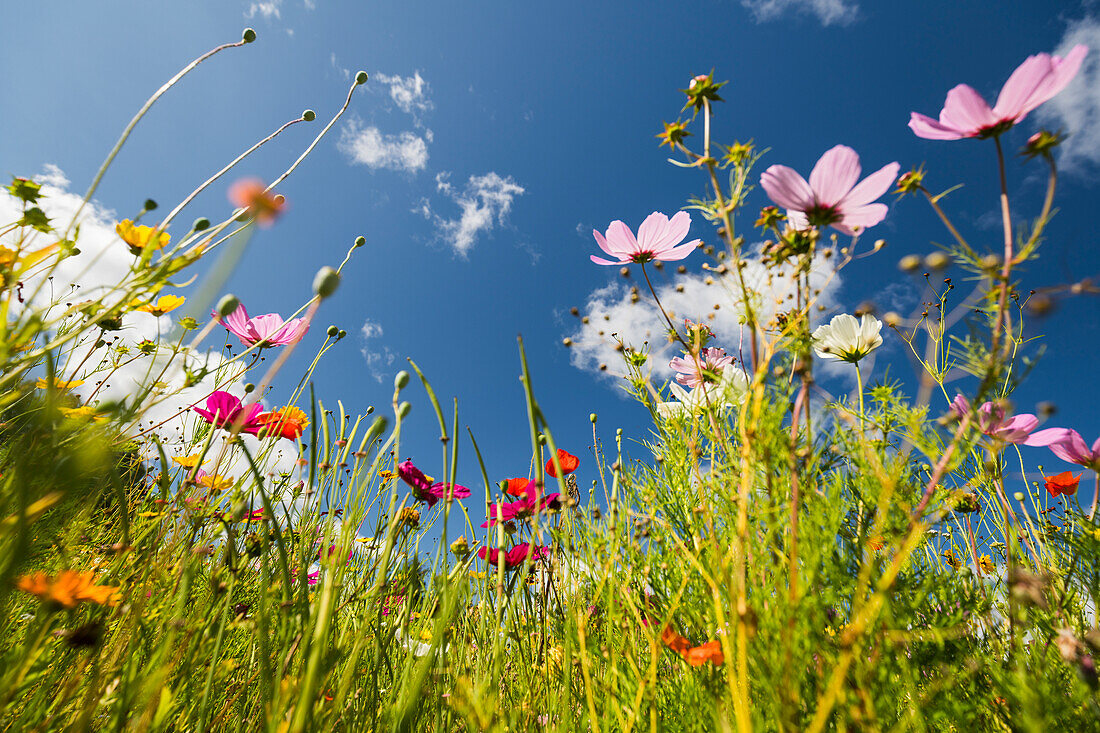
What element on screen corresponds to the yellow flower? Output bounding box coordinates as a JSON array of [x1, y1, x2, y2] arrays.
[[942, 548, 962, 571], [59, 406, 104, 421], [36, 378, 84, 390], [134, 294, 185, 316], [17, 570, 120, 609], [197, 474, 234, 492], [116, 219, 170, 255], [0, 241, 60, 274], [378, 470, 396, 481], [978, 555, 996, 575], [172, 454, 203, 469]]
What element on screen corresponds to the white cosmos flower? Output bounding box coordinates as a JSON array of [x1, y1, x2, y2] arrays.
[[657, 365, 749, 418], [812, 314, 883, 364]]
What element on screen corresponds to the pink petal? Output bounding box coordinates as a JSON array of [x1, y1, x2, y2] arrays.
[[665, 211, 692, 245], [834, 203, 888, 236], [1026, 427, 1092, 465], [938, 85, 998, 136], [760, 165, 815, 212], [993, 52, 1057, 121], [247, 313, 286, 342], [590, 255, 622, 265], [636, 212, 672, 254], [592, 229, 617, 257], [908, 112, 967, 141], [809, 145, 861, 206], [838, 162, 900, 210], [655, 239, 700, 262], [604, 220, 638, 256]]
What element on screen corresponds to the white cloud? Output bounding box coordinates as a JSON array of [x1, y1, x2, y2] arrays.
[[568, 252, 842, 384], [374, 72, 433, 123], [0, 167, 299, 480], [245, 0, 282, 19], [1036, 16, 1100, 173], [740, 0, 858, 26], [420, 172, 525, 256], [330, 52, 350, 80], [360, 319, 395, 383], [338, 119, 429, 173]]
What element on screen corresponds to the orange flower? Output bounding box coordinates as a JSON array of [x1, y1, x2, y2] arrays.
[[505, 477, 532, 496], [17, 570, 119, 609], [1044, 471, 1081, 498], [228, 178, 285, 226], [545, 449, 579, 478], [256, 406, 309, 440], [660, 624, 723, 666]]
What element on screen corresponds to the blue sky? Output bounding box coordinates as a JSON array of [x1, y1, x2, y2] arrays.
[[2, 0, 1099, 507]]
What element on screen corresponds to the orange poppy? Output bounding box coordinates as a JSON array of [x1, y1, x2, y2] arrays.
[[545, 449, 579, 478], [256, 406, 309, 440], [660, 624, 723, 666], [505, 477, 532, 496], [1044, 471, 1081, 498]]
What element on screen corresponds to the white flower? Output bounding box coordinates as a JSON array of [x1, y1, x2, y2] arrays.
[[396, 627, 449, 658], [657, 365, 749, 418], [812, 313, 882, 364]]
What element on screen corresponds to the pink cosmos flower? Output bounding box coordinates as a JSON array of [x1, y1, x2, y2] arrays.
[[481, 493, 562, 528], [669, 347, 736, 388], [1025, 428, 1100, 470], [590, 211, 701, 265], [760, 146, 899, 236], [192, 390, 263, 434], [215, 302, 309, 348], [910, 45, 1088, 140], [397, 460, 471, 508], [477, 542, 550, 570], [950, 394, 1038, 444]]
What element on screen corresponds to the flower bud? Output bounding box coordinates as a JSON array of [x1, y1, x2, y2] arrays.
[[1013, 492, 1025, 501], [589, 413, 597, 423], [312, 266, 340, 298], [143, 198, 158, 212], [354, 235, 366, 247], [242, 28, 257, 43], [355, 70, 369, 85], [898, 254, 922, 272], [450, 536, 469, 558], [327, 325, 339, 337], [179, 316, 199, 330], [302, 109, 316, 122], [925, 252, 951, 270], [244, 382, 255, 393], [217, 294, 240, 318], [337, 329, 346, 339], [397, 401, 411, 419], [193, 217, 210, 231], [394, 370, 410, 390]]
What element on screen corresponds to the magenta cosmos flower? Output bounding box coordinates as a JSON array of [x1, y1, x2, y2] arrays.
[[1025, 428, 1100, 470], [669, 347, 737, 388], [950, 394, 1038, 444], [590, 211, 701, 265], [215, 302, 309, 348], [397, 460, 471, 508], [477, 542, 550, 570], [760, 145, 899, 236], [910, 45, 1088, 140], [193, 390, 263, 434]]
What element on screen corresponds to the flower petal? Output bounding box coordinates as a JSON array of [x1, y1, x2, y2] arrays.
[[834, 203, 889, 236], [839, 162, 900, 210], [590, 254, 622, 265], [808, 145, 861, 206], [604, 220, 638, 255], [760, 165, 815, 212], [938, 84, 998, 136], [635, 212, 672, 254], [909, 112, 967, 140]]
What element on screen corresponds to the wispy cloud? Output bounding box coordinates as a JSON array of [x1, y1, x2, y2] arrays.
[[374, 72, 433, 124], [568, 252, 842, 384], [245, 0, 282, 19], [1036, 16, 1100, 173], [419, 172, 525, 256], [338, 118, 430, 173], [360, 320, 396, 383], [330, 52, 350, 81], [740, 0, 858, 26]]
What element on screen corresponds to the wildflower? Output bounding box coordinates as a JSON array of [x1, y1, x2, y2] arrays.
[[17, 570, 119, 609], [398, 507, 421, 529], [228, 178, 285, 226], [812, 313, 883, 364], [545, 449, 579, 478], [657, 120, 691, 149], [504, 477, 534, 496], [681, 72, 725, 113], [1023, 130, 1065, 158], [172, 454, 203, 469], [950, 395, 1038, 444], [397, 460, 470, 507], [942, 548, 962, 571], [760, 146, 899, 236], [1025, 428, 1100, 470], [256, 406, 309, 440], [590, 211, 701, 266], [477, 542, 550, 570], [35, 378, 83, 391], [669, 347, 736, 388], [215, 302, 309, 348], [116, 219, 170, 255], [481, 493, 562, 528], [59, 406, 104, 422], [196, 471, 234, 493], [134, 294, 185, 316], [660, 625, 724, 666], [909, 45, 1088, 140], [192, 391, 264, 434], [450, 536, 470, 558], [1044, 471, 1081, 497], [978, 555, 996, 575], [0, 241, 60, 278], [657, 365, 749, 418]]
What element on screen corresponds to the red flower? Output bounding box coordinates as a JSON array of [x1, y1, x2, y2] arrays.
[[1044, 471, 1081, 498], [660, 625, 724, 666], [545, 449, 579, 478], [505, 477, 533, 496]]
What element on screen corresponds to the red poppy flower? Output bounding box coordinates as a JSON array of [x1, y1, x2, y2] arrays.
[[545, 449, 579, 478], [1044, 471, 1081, 497], [660, 624, 723, 666], [505, 477, 533, 496]]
